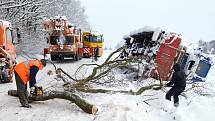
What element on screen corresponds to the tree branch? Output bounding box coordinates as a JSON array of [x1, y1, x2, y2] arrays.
[[75, 84, 161, 95]]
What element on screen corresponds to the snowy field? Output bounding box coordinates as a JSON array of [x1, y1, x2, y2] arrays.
[[0, 50, 215, 121]]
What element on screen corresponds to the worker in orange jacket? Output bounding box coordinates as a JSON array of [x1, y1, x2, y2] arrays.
[[14, 59, 47, 108]]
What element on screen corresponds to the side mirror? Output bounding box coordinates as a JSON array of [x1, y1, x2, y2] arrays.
[[13, 35, 21, 45], [68, 25, 72, 28], [12, 38, 19, 45], [12, 32, 22, 45]]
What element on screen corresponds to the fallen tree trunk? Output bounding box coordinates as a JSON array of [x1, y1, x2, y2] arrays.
[[8, 90, 98, 115]]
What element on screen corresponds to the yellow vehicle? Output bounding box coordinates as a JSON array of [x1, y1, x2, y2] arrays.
[[82, 31, 104, 57], [0, 20, 16, 83]]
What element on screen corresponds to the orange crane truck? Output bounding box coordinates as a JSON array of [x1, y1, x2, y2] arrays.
[[42, 16, 83, 61], [0, 20, 16, 83]]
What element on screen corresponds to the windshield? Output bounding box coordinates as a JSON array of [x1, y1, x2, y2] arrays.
[[50, 35, 74, 45], [7, 29, 13, 43], [97, 35, 103, 42], [84, 35, 103, 42], [90, 35, 97, 42], [50, 36, 59, 45], [64, 36, 74, 45], [84, 35, 90, 42]]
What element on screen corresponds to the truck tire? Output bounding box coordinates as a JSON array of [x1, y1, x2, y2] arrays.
[[74, 54, 80, 61], [78, 54, 83, 60], [51, 55, 58, 61], [0, 72, 10, 83], [83, 53, 90, 58], [59, 56, 64, 61], [79, 54, 83, 60]]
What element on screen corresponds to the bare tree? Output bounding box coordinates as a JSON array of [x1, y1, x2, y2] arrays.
[[0, 0, 91, 54]]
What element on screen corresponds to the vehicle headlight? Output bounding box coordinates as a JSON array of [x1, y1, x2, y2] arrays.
[[70, 47, 73, 51], [60, 45, 63, 49]]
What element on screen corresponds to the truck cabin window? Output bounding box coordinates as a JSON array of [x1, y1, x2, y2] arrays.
[[84, 35, 90, 42], [64, 36, 74, 45], [97, 35, 103, 42], [50, 36, 58, 45], [7, 29, 13, 43], [90, 35, 98, 42]]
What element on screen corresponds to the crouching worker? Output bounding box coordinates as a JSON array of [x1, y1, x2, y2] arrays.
[[165, 63, 186, 107], [14, 59, 47, 108]]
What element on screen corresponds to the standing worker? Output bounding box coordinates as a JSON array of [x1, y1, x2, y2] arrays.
[[94, 46, 99, 61], [14, 59, 47, 108], [165, 63, 186, 107]]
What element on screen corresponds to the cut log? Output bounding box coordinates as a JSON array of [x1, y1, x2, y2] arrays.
[[8, 90, 98, 115]]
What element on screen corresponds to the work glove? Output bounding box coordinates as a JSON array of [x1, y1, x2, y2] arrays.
[[21, 103, 32, 108], [30, 86, 37, 96], [30, 85, 43, 96]]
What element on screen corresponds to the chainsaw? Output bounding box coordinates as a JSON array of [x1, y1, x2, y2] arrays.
[[30, 86, 43, 96]]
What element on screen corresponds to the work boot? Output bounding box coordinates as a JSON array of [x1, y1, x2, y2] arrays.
[[28, 99, 34, 103], [18, 91, 29, 106], [21, 103, 32, 108], [174, 102, 179, 107]]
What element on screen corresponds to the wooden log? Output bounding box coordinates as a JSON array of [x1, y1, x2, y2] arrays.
[[8, 90, 98, 115]]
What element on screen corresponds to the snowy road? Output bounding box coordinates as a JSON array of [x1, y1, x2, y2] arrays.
[[1, 52, 215, 121]]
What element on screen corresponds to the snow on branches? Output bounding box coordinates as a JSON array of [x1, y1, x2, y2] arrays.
[[0, 0, 91, 54]]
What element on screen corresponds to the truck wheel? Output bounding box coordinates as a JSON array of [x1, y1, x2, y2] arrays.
[[79, 54, 83, 60], [83, 53, 90, 58], [60, 56, 64, 61], [51, 55, 58, 61], [0, 72, 10, 83], [83, 53, 87, 58], [74, 54, 80, 61]]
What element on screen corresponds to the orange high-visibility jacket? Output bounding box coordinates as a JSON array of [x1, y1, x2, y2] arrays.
[[14, 60, 43, 84]]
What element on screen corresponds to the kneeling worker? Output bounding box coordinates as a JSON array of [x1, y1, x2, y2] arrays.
[[14, 59, 47, 108]]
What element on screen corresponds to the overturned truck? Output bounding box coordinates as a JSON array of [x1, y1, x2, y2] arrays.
[[121, 26, 212, 82]]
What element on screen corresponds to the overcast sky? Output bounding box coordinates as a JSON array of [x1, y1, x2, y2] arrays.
[[80, 0, 215, 48]]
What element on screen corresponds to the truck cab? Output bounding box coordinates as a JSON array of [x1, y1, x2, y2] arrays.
[[0, 20, 16, 83], [43, 16, 83, 61], [82, 31, 104, 57]]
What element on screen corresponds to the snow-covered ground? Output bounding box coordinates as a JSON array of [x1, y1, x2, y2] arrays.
[[0, 50, 215, 121]]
